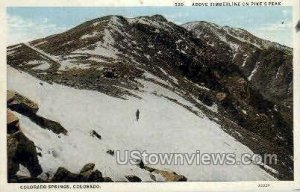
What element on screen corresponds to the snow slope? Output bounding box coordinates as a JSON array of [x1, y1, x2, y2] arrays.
[[8, 66, 276, 181]]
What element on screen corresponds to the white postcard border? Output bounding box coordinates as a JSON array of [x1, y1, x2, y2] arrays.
[[0, 0, 299, 191]]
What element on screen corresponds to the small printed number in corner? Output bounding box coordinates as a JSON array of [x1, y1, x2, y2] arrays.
[[175, 2, 184, 6], [258, 183, 270, 188]]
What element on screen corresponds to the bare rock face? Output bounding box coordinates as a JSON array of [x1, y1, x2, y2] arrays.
[[88, 170, 104, 182], [7, 135, 19, 179], [7, 109, 20, 134], [7, 131, 43, 181], [7, 109, 18, 126], [142, 165, 187, 182], [7, 90, 16, 103], [7, 93, 43, 182], [80, 163, 96, 178], [103, 177, 113, 182], [152, 170, 187, 181], [51, 163, 111, 182], [125, 175, 142, 182], [7, 90, 39, 114], [51, 167, 83, 182]]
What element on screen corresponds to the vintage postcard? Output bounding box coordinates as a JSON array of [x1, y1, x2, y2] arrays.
[[0, 0, 299, 191]]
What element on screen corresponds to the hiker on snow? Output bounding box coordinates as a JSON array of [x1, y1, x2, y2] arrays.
[[136, 109, 140, 121]]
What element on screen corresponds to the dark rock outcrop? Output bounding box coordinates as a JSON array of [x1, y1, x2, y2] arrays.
[[51, 163, 111, 182], [7, 90, 67, 135], [90, 130, 101, 140], [198, 92, 213, 106], [152, 170, 187, 181], [7, 90, 67, 183], [106, 149, 114, 156], [125, 175, 142, 182], [7, 109, 20, 134], [7, 100, 42, 182], [103, 177, 113, 182], [51, 167, 83, 182], [7, 90, 39, 114], [8, 131, 43, 180], [142, 165, 187, 182], [88, 170, 104, 182], [80, 163, 95, 174]]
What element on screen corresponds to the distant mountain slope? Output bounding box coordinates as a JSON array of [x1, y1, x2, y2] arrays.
[[182, 21, 293, 127], [7, 15, 293, 180]]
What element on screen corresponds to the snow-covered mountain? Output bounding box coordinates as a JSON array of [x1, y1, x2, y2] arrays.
[[7, 15, 293, 182]]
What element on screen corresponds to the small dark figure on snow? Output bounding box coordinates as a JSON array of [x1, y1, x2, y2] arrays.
[[136, 109, 140, 121]]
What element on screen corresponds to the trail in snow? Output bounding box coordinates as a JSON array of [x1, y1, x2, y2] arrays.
[[23, 43, 60, 64], [8, 66, 276, 181], [23, 43, 90, 71]]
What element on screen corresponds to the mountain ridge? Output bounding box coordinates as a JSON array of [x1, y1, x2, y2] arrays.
[[182, 20, 292, 50], [7, 14, 294, 181]]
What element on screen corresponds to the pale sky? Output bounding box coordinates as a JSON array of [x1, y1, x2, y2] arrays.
[[7, 6, 293, 47]]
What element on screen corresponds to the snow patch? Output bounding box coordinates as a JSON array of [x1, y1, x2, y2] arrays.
[[143, 72, 169, 86], [248, 63, 260, 81], [8, 66, 276, 181], [58, 60, 91, 71], [88, 57, 107, 63], [31, 61, 51, 70], [16, 164, 31, 177], [33, 41, 48, 47], [241, 55, 249, 67], [81, 31, 100, 39], [128, 17, 171, 31], [7, 49, 17, 56], [73, 28, 120, 59], [7, 44, 22, 51]]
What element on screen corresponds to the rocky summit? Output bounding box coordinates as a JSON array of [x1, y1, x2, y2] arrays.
[[7, 15, 293, 182]]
